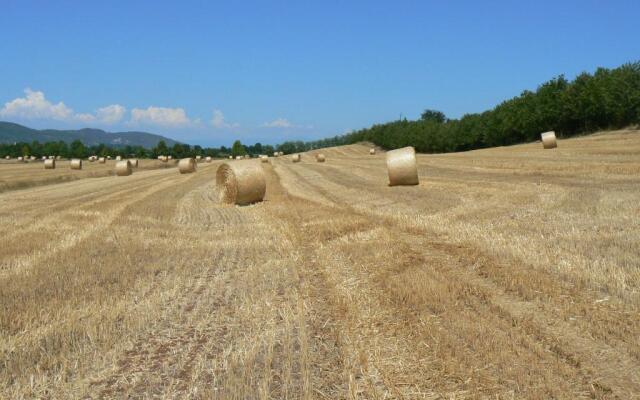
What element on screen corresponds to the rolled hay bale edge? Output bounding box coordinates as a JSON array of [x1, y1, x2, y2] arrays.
[[115, 160, 132, 176], [316, 153, 326, 162], [70, 159, 83, 170], [178, 158, 197, 174], [541, 131, 558, 149], [386, 146, 419, 186], [44, 159, 56, 169], [129, 159, 139, 168], [216, 161, 266, 205], [291, 154, 301, 163]]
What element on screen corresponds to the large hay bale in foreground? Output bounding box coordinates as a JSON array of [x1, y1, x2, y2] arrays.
[[370, 148, 376, 155], [129, 159, 139, 168], [316, 153, 326, 162], [216, 161, 266, 205], [115, 160, 132, 176], [98, 157, 106, 163], [178, 158, 197, 174], [541, 131, 558, 149], [70, 159, 83, 170], [291, 154, 301, 163], [386, 146, 419, 186], [44, 159, 56, 169]]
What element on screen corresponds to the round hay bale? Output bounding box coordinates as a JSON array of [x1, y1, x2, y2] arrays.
[[260, 155, 269, 163], [17, 156, 24, 162], [55, 156, 61, 160], [44, 159, 56, 169], [235, 155, 243, 160], [216, 161, 266, 205], [107, 156, 112, 160], [70, 159, 83, 170], [178, 157, 197, 174], [160, 156, 168, 162], [30, 156, 36, 160], [316, 153, 326, 162], [195, 155, 202, 161], [48, 156, 54, 160], [370, 148, 376, 155], [386, 146, 419, 186], [4, 155, 10, 160], [115, 160, 132, 176], [98, 157, 106, 163], [167, 155, 173, 160], [129, 159, 139, 168], [205, 156, 212, 162], [41, 156, 47, 160], [291, 154, 301, 163], [115, 155, 122, 161], [273, 152, 279, 157], [541, 131, 557, 149]]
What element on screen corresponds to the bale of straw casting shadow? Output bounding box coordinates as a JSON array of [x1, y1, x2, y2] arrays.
[[260, 155, 269, 163], [205, 156, 212, 162], [178, 158, 197, 174], [129, 159, 139, 168], [370, 148, 376, 155], [292, 154, 301, 163], [386, 146, 419, 186], [541, 131, 557, 149], [316, 153, 326, 162], [44, 159, 56, 169], [216, 161, 266, 205], [70, 159, 83, 170], [115, 160, 132, 176], [98, 157, 106, 163]]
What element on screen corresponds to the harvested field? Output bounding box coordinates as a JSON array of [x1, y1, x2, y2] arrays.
[[0, 159, 177, 193], [0, 129, 639, 399]]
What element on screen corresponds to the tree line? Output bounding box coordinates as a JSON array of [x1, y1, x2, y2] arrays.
[[280, 61, 640, 153], [2, 62, 638, 159]]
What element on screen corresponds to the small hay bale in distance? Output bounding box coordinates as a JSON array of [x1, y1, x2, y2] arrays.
[[273, 151, 279, 157], [386, 146, 419, 186], [41, 156, 47, 160], [115, 160, 132, 176], [216, 160, 266, 205], [316, 153, 326, 162], [70, 159, 83, 170], [107, 156, 112, 160], [205, 156, 212, 162], [370, 148, 376, 155], [167, 155, 173, 160], [56, 156, 61, 160], [235, 155, 243, 160], [129, 159, 139, 168], [260, 155, 269, 163], [17, 156, 24, 162], [44, 158, 56, 169], [195, 155, 202, 162], [291, 154, 301, 163], [178, 157, 197, 174], [541, 131, 558, 149], [115, 155, 122, 161], [98, 157, 106, 163], [4, 155, 10, 160]]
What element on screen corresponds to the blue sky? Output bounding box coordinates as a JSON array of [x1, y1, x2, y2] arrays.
[[1, 1, 638, 147]]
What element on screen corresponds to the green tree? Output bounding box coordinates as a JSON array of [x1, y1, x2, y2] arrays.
[[70, 140, 86, 158], [231, 140, 247, 157], [420, 109, 446, 124]]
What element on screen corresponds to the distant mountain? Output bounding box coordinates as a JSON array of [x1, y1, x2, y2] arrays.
[[0, 121, 180, 148]]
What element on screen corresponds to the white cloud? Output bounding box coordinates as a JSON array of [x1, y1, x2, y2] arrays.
[[0, 89, 75, 121], [96, 104, 126, 124], [263, 118, 293, 128], [130, 106, 192, 127], [210, 109, 239, 129], [0, 89, 127, 125]]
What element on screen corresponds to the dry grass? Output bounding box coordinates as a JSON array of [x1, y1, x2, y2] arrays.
[[0, 129, 639, 399]]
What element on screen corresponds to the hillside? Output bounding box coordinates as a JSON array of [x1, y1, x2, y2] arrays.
[[0, 121, 180, 148]]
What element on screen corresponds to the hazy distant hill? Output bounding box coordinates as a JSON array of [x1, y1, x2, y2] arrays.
[[0, 121, 180, 148]]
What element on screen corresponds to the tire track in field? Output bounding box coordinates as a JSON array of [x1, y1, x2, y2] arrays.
[[275, 158, 640, 397]]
